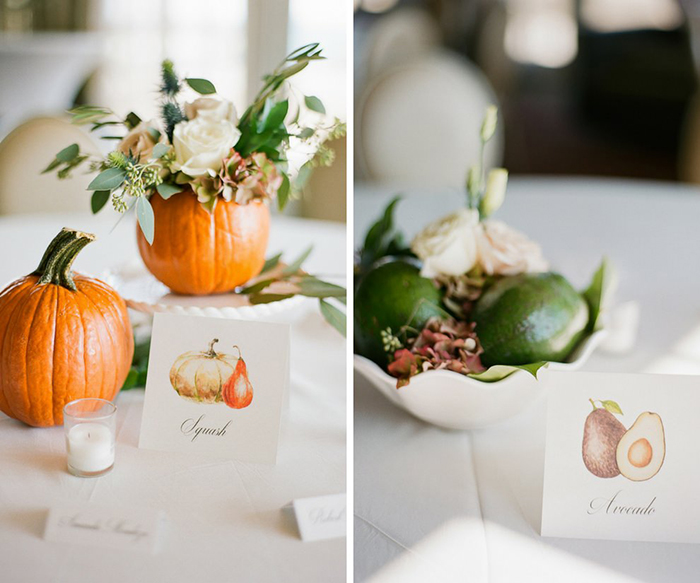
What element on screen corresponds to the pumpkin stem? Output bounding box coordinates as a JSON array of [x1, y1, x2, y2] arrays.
[[206, 338, 219, 357], [232, 345, 242, 359], [33, 228, 96, 292]]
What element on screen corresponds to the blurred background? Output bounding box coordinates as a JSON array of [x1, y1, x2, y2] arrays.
[[0, 0, 346, 221], [354, 0, 700, 186]]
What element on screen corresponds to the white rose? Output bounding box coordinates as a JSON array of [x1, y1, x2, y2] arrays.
[[185, 96, 238, 124], [173, 117, 240, 177], [411, 209, 480, 278], [118, 122, 157, 163], [477, 220, 548, 276]]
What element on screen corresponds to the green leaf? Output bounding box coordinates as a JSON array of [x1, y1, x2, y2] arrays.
[[264, 100, 289, 131], [41, 158, 62, 174], [124, 111, 142, 129], [469, 361, 549, 383], [583, 258, 616, 333], [278, 173, 290, 211], [151, 143, 170, 159], [147, 127, 161, 142], [91, 190, 110, 214], [261, 253, 282, 274], [56, 143, 79, 162], [320, 299, 346, 336], [600, 400, 624, 415], [121, 368, 139, 391], [298, 127, 315, 139], [359, 195, 411, 271], [136, 196, 155, 244], [304, 95, 326, 114], [249, 293, 295, 305], [239, 278, 277, 295], [87, 167, 126, 191], [186, 78, 216, 94], [296, 277, 346, 298], [156, 182, 182, 199], [283, 246, 313, 275]]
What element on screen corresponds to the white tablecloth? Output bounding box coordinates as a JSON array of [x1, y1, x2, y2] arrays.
[[354, 177, 700, 582], [0, 211, 346, 582]]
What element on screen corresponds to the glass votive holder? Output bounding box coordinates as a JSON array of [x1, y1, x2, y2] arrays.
[[63, 398, 117, 478]]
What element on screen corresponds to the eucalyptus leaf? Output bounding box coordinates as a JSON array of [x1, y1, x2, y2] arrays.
[[91, 190, 111, 214], [151, 143, 170, 159], [87, 167, 126, 191], [186, 78, 216, 94], [261, 253, 282, 274], [304, 95, 326, 114], [298, 127, 315, 139], [278, 173, 290, 211], [239, 278, 277, 295], [583, 258, 615, 333], [296, 277, 346, 298], [56, 143, 79, 162], [136, 196, 155, 245], [156, 182, 182, 199], [320, 299, 346, 336], [249, 293, 295, 305], [283, 246, 313, 275]]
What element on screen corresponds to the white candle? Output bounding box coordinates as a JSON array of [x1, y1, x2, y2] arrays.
[[66, 422, 114, 474]]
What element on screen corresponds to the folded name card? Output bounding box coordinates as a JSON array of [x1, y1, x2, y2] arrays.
[[44, 504, 163, 553], [542, 371, 700, 544], [139, 313, 289, 464], [292, 493, 346, 542]]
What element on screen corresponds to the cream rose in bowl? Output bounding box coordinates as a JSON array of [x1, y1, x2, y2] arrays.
[[185, 96, 238, 123], [411, 209, 480, 278], [118, 122, 157, 163], [173, 117, 240, 177], [477, 220, 548, 276]]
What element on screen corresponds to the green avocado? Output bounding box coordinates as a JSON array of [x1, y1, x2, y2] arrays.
[[354, 259, 445, 365], [472, 272, 589, 367]]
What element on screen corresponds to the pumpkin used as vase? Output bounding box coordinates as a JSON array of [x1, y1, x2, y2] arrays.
[[137, 190, 270, 296], [0, 228, 134, 427]]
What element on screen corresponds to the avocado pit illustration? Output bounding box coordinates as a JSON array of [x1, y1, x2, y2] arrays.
[[582, 400, 665, 482]]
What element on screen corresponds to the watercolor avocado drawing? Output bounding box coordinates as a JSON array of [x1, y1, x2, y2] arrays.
[[582, 399, 665, 482], [169, 338, 253, 409]]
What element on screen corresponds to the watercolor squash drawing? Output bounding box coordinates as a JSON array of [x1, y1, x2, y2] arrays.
[[169, 338, 253, 408]]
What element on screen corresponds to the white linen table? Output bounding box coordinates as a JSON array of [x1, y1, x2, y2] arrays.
[[354, 177, 700, 582], [0, 211, 346, 582]]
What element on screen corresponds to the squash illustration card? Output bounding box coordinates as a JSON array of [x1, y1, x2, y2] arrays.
[[541, 371, 700, 544], [139, 313, 289, 464]]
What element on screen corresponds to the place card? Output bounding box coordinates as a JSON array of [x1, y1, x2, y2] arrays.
[[541, 370, 700, 544], [44, 503, 163, 553], [292, 493, 346, 541], [139, 313, 289, 464]]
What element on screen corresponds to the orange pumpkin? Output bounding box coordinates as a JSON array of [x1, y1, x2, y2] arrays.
[[137, 190, 270, 296], [0, 228, 134, 427]]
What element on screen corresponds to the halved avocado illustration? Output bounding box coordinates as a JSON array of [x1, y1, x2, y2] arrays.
[[615, 412, 666, 482]]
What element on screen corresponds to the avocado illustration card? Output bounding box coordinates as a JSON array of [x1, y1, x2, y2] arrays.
[[541, 370, 700, 544], [139, 313, 289, 464]]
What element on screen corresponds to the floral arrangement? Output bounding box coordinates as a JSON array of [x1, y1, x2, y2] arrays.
[[355, 106, 609, 386], [44, 43, 345, 244]]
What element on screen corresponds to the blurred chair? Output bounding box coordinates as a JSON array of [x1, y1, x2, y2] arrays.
[[356, 51, 502, 187], [301, 136, 347, 223], [361, 7, 442, 82], [0, 116, 100, 215]]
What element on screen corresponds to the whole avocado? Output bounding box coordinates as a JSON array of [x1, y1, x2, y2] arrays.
[[472, 272, 589, 367], [354, 259, 445, 365]]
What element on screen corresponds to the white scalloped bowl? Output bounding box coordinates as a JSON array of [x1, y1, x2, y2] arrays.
[[354, 329, 607, 430]]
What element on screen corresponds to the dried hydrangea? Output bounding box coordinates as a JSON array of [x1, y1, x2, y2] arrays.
[[387, 317, 486, 388]]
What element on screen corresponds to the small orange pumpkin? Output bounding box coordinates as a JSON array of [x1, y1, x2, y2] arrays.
[[137, 190, 270, 296], [0, 228, 134, 427], [169, 338, 238, 403]]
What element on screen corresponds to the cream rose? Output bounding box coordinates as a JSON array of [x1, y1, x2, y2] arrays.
[[173, 117, 240, 177], [185, 96, 238, 123], [118, 123, 157, 162], [411, 209, 480, 278], [477, 220, 548, 276]]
